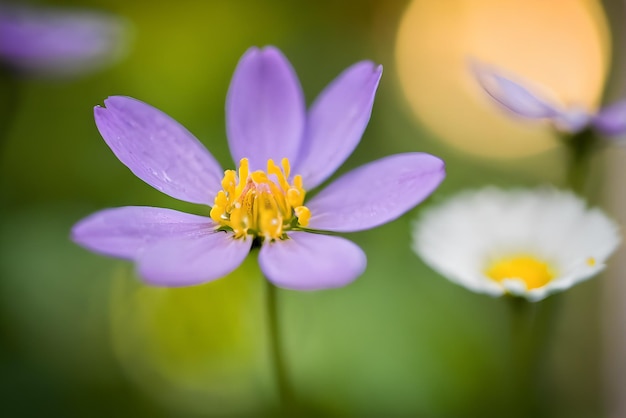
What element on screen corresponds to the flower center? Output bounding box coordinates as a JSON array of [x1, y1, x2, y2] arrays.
[[210, 158, 311, 241], [485, 254, 556, 291]]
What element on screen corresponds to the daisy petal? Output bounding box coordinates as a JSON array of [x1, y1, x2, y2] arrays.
[[472, 62, 560, 119], [259, 232, 366, 290], [593, 99, 626, 136], [295, 61, 383, 189], [0, 6, 127, 77], [71, 206, 214, 259], [412, 187, 620, 302], [226, 46, 305, 171], [94, 96, 224, 205], [307, 153, 445, 232], [138, 232, 252, 287]]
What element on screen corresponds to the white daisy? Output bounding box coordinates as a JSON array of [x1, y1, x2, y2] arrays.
[[412, 187, 621, 302]]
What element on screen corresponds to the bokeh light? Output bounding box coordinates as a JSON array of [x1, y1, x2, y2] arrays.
[[110, 258, 268, 416], [395, 0, 611, 159]]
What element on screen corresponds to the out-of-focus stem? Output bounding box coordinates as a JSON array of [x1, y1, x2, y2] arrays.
[[563, 129, 598, 195], [506, 295, 561, 418], [0, 66, 20, 157], [265, 279, 296, 416]]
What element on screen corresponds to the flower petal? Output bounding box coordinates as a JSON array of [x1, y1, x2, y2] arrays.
[[0, 5, 128, 77], [412, 187, 620, 301], [226, 46, 305, 171], [471, 61, 561, 119], [295, 61, 383, 189], [306, 153, 445, 232], [71, 206, 215, 259], [94, 96, 224, 205], [593, 99, 626, 136], [259, 232, 366, 290], [552, 105, 592, 134], [138, 231, 252, 287]]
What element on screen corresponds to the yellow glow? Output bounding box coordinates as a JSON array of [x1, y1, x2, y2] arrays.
[[395, 0, 610, 159], [485, 255, 556, 290], [110, 258, 265, 415], [210, 158, 310, 240]]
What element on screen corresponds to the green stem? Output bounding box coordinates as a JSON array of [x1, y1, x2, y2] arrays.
[[507, 297, 536, 415], [265, 279, 295, 416], [506, 295, 561, 418], [563, 129, 597, 195], [0, 66, 21, 169]]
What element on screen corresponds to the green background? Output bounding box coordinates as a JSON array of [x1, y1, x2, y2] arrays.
[[1, 1, 623, 416]]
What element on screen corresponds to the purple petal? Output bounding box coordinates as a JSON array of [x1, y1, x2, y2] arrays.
[[95, 96, 224, 205], [259, 232, 366, 290], [553, 105, 592, 134], [593, 99, 626, 136], [306, 153, 445, 232], [71, 206, 215, 259], [138, 231, 251, 287], [226, 46, 305, 171], [0, 5, 128, 77], [294, 61, 383, 189], [471, 61, 560, 119]]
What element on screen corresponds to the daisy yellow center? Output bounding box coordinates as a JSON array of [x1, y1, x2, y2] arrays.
[[210, 158, 311, 240], [485, 255, 556, 290]]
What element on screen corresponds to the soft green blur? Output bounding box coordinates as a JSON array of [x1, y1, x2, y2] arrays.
[[0, 0, 622, 417]]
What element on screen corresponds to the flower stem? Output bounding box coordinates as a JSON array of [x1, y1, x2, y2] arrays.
[[0, 72, 20, 210], [563, 129, 597, 195], [265, 279, 295, 416], [507, 297, 536, 415], [507, 295, 561, 418], [0, 67, 20, 159]]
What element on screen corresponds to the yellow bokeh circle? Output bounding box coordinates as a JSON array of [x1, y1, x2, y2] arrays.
[[395, 0, 610, 159]]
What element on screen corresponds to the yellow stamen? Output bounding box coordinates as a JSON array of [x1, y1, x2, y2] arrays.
[[211, 158, 311, 240], [281, 157, 291, 179], [587, 257, 596, 266], [294, 206, 311, 226], [267, 159, 289, 192], [485, 254, 556, 291], [235, 159, 249, 197]]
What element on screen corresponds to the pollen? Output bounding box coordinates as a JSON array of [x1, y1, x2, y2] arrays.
[[485, 254, 556, 291], [209, 158, 311, 240]]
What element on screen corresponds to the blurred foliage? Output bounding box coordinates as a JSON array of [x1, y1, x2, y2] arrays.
[[0, 0, 622, 417]]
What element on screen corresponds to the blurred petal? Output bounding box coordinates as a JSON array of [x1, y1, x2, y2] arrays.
[[226, 46, 305, 171], [307, 153, 445, 232], [553, 105, 592, 134], [412, 187, 620, 301], [593, 99, 626, 136], [138, 232, 252, 287], [95, 96, 224, 205], [71, 206, 214, 259], [472, 61, 560, 119], [295, 61, 383, 189], [259, 232, 366, 290], [0, 5, 128, 77]]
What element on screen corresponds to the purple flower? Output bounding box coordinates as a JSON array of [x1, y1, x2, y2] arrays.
[[0, 4, 128, 77], [71, 46, 445, 290], [472, 61, 626, 137]]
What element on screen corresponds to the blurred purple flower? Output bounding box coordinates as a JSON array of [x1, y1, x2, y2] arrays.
[[472, 61, 626, 137], [0, 4, 128, 77], [71, 46, 445, 290]]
